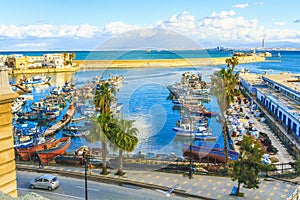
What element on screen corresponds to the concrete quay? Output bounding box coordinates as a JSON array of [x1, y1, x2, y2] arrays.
[[17, 163, 299, 199]]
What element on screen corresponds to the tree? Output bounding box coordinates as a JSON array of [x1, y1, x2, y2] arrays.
[[114, 119, 139, 176], [93, 82, 114, 175], [87, 114, 111, 175], [230, 135, 265, 196], [63, 52, 68, 65], [94, 82, 113, 114], [69, 52, 76, 65], [294, 159, 300, 174], [211, 57, 240, 163]]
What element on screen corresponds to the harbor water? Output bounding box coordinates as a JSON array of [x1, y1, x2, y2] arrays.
[[8, 50, 300, 157]]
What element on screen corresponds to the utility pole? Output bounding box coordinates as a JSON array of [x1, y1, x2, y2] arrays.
[[84, 154, 88, 200]]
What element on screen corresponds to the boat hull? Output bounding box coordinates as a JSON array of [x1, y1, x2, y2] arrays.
[[37, 137, 71, 163]]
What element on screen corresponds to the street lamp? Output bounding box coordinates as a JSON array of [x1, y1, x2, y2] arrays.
[[188, 109, 193, 179], [83, 153, 89, 200]]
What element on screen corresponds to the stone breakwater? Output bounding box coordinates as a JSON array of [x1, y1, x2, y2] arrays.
[[74, 56, 266, 69], [8, 66, 80, 75], [8, 56, 266, 74]]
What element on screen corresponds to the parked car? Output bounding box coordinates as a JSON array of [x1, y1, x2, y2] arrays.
[[30, 174, 59, 191], [88, 157, 110, 168]]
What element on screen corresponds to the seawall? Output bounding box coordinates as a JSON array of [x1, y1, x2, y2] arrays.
[[74, 56, 266, 69], [8, 66, 80, 75], [8, 56, 266, 74]]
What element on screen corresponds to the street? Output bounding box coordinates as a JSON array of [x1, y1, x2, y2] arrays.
[[17, 171, 192, 200]]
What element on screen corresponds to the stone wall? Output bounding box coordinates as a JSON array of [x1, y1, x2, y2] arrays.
[[0, 67, 18, 198], [73, 56, 266, 69]]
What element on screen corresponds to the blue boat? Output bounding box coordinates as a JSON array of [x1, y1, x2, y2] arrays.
[[19, 75, 51, 86]]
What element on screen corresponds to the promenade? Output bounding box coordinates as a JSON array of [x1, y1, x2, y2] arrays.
[[17, 163, 298, 199]]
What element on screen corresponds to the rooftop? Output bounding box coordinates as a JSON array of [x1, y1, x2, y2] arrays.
[[239, 73, 264, 85], [263, 73, 300, 93], [257, 87, 300, 120]]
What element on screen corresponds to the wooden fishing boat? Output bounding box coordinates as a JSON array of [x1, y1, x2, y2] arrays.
[[43, 118, 71, 136], [37, 137, 71, 163], [182, 144, 239, 163], [71, 116, 85, 122], [15, 136, 56, 161], [43, 102, 75, 136], [54, 154, 83, 165]]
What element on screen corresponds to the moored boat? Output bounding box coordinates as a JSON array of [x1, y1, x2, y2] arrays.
[[15, 136, 56, 161], [182, 144, 239, 163], [36, 137, 71, 163], [19, 75, 51, 86]]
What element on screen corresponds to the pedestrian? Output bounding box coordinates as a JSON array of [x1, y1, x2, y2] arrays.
[[88, 163, 94, 175], [36, 152, 43, 168]]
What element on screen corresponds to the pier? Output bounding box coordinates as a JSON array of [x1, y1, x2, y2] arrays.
[[74, 55, 266, 69]]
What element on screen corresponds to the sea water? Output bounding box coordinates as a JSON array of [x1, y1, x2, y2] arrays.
[[8, 50, 300, 156]]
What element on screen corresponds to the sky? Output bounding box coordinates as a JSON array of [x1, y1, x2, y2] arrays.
[[0, 0, 299, 50]]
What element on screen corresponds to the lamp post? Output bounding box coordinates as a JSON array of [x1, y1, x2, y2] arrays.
[[188, 109, 193, 179], [84, 154, 88, 200]]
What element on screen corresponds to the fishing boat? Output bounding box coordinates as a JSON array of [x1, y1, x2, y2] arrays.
[[173, 123, 210, 136], [62, 128, 89, 137], [43, 102, 75, 136], [15, 136, 56, 161], [36, 137, 71, 163], [54, 154, 83, 165], [19, 75, 51, 86], [43, 118, 71, 136], [194, 135, 217, 141], [182, 144, 239, 163], [71, 116, 85, 122], [202, 111, 219, 118]]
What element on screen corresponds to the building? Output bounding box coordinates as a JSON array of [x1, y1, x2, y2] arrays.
[[240, 72, 300, 137], [2, 52, 75, 71], [0, 63, 18, 197]]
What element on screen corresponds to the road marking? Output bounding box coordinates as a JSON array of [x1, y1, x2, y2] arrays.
[[76, 186, 100, 192], [18, 188, 84, 200]]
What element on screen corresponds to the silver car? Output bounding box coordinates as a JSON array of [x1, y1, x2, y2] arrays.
[[30, 174, 59, 191]]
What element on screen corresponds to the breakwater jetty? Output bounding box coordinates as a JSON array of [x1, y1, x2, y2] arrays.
[[74, 56, 266, 69]]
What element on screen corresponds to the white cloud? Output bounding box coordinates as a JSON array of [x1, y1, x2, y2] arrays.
[[210, 10, 236, 19], [274, 22, 285, 26], [234, 3, 249, 9], [0, 24, 102, 39], [16, 42, 47, 47], [103, 21, 137, 35], [0, 10, 299, 49], [155, 11, 196, 33]]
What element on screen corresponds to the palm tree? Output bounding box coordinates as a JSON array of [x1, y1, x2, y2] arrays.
[[95, 82, 113, 114], [69, 52, 76, 65], [63, 52, 68, 66], [115, 119, 139, 176], [94, 82, 114, 174], [211, 57, 240, 164], [88, 114, 111, 175]]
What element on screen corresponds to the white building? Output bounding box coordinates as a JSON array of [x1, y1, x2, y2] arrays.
[[240, 72, 300, 136]]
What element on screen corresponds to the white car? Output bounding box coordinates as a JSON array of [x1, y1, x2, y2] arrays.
[[30, 174, 59, 191]]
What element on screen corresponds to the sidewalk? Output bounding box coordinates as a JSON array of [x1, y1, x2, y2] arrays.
[[17, 163, 298, 200]]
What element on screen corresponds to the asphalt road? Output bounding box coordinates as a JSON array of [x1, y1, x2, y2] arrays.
[[17, 171, 193, 200]]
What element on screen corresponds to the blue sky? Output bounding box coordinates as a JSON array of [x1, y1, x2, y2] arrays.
[[0, 0, 299, 50]]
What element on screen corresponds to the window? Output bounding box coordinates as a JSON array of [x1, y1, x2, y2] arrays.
[[292, 122, 297, 134], [288, 118, 291, 127], [279, 111, 282, 119]]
